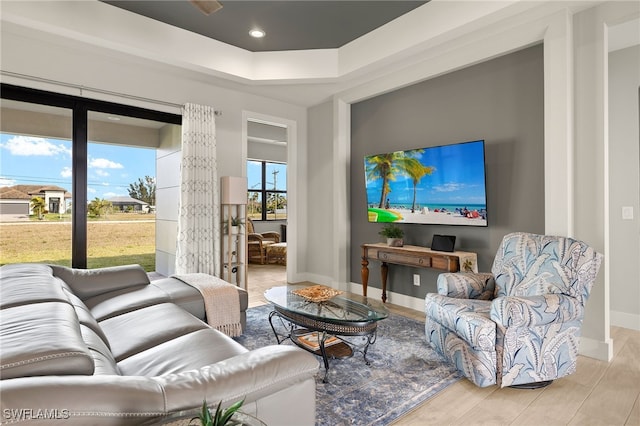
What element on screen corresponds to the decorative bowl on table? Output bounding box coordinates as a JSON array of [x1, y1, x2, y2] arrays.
[[291, 285, 343, 303]]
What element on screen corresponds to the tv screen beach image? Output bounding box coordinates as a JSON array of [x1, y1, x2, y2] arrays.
[[364, 140, 487, 226]]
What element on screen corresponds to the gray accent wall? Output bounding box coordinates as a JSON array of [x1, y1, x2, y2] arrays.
[[350, 44, 545, 299]]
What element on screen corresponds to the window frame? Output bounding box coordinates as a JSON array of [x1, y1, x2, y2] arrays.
[[247, 160, 287, 221]]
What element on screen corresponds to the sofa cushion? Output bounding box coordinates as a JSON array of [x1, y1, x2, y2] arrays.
[[0, 267, 70, 309], [151, 277, 208, 319], [0, 302, 94, 379], [51, 264, 150, 300], [62, 288, 112, 348], [80, 325, 121, 375], [118, 328, 247, 376], [425, 294, 495, 351], [99, 303, 208, 362], [84, 284, 173, 321], [0, 262, 52, 277]]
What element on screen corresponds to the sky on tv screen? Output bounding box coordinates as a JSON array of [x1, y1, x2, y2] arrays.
[[364, 140, 486, 211]]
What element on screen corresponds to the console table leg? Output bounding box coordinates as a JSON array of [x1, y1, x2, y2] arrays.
[[361, 257, 369, 297], [381, 262, 388, 303]]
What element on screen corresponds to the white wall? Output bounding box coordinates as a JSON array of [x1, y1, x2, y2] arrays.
[[573, 1, 639, 360], [156, 124, 182, 277], [609, 45, 640, 330], [304, 101, 335, 285]]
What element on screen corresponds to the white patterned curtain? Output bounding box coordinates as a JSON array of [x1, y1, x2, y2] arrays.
[[175, 103, 220, 275]]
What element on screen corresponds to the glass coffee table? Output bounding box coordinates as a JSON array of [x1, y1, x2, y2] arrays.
[[264, 284, 389, 382]]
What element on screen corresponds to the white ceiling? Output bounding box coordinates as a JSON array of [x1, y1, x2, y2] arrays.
[[1, 1, 637, 107]]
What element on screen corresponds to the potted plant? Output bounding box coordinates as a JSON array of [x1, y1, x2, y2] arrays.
[[158, 398, 250, 425], [196, 399, 246, 426], [379, 223, 404, 247], [224, 217, 244, 234]]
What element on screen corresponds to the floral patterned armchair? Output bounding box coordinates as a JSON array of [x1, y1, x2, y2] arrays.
[[425, 232, 603, 388]]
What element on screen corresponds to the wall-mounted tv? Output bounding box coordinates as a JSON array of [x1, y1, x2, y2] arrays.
[[364, 140, 487, 226]]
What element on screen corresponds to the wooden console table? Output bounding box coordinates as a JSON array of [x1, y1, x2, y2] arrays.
[[361, 243, 478, 303]]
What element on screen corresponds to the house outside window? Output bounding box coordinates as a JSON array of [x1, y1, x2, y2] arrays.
[[247, 160, 287, 221]]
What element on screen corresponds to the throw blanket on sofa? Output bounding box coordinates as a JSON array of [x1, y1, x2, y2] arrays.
[[172, 273, 242, 337]]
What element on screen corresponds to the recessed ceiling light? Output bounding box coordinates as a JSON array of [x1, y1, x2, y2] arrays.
[[249, 29, 265, 38], [107, 116, 121, 121]]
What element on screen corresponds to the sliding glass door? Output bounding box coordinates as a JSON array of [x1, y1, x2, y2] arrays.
[[1, 84, 180, 270]]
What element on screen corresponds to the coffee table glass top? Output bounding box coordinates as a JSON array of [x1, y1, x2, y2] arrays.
[[264, 284, 388, 323]]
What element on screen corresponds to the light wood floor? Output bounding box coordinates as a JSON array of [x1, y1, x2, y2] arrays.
[[247, 264, 640, 425]]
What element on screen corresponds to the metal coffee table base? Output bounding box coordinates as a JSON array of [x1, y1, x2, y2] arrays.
[[268, 308, 379, 383]]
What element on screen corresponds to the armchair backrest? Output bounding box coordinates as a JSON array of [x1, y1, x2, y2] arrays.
[[491, 232, 603, 305]]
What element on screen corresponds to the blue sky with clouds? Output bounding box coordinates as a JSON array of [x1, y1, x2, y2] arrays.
[[0, 133, 156, 200]]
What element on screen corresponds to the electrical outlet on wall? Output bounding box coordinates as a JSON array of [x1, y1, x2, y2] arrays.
[[413, 274, 420, 286]]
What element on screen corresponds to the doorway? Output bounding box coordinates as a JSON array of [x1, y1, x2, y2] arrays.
[[243, 112, 296, 300]]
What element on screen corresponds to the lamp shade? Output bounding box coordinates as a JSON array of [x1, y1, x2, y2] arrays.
[[221, 176, 247, 205]]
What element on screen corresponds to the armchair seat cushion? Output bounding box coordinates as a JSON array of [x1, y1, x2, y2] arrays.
[[425, 294, 494, 351]]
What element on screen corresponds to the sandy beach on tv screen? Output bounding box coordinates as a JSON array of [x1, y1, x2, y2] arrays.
[[386, 208, 487, 226]]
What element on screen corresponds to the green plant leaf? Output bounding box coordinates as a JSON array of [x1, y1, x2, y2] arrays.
[[213, 400, 224, 425], [218, 398, 245, 425], [199, 400, 214, 426], [198, 398, 245, 426], [379, 223, 404, 238]]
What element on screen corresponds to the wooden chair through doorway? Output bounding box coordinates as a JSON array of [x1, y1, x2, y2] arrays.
[[247, 218, 280, 264]]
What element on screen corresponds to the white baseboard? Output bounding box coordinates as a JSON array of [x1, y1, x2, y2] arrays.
[[611, 310, 640, 331], [579, 336, 613, 362]]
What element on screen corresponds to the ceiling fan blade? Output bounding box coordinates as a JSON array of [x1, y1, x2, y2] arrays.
[[190, 0, 223, 15]]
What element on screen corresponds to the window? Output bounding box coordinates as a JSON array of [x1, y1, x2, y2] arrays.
[[247, 160, 287, 221], [1, 84, 180, 269]]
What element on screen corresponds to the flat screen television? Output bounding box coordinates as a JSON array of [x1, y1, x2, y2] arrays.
[[364, 139, 487, 226]]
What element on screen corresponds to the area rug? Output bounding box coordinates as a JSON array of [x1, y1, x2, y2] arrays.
[[234, 304, 461, 426]]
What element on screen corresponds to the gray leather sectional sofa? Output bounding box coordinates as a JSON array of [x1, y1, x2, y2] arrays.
[[0, 263, 319, 425]]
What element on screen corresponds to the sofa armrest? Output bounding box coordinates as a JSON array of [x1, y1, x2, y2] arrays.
[[0, 346, 319, 426], [156, 345, 319, 412], [50, 264, 150, 300], [490, 294, 584, 328], [0, 375, 168, 425], [436, 272, 495, 299]]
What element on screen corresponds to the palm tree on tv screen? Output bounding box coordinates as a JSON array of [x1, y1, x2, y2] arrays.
[[399, 157, 435, 213], [365, 153, 398, 208]]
